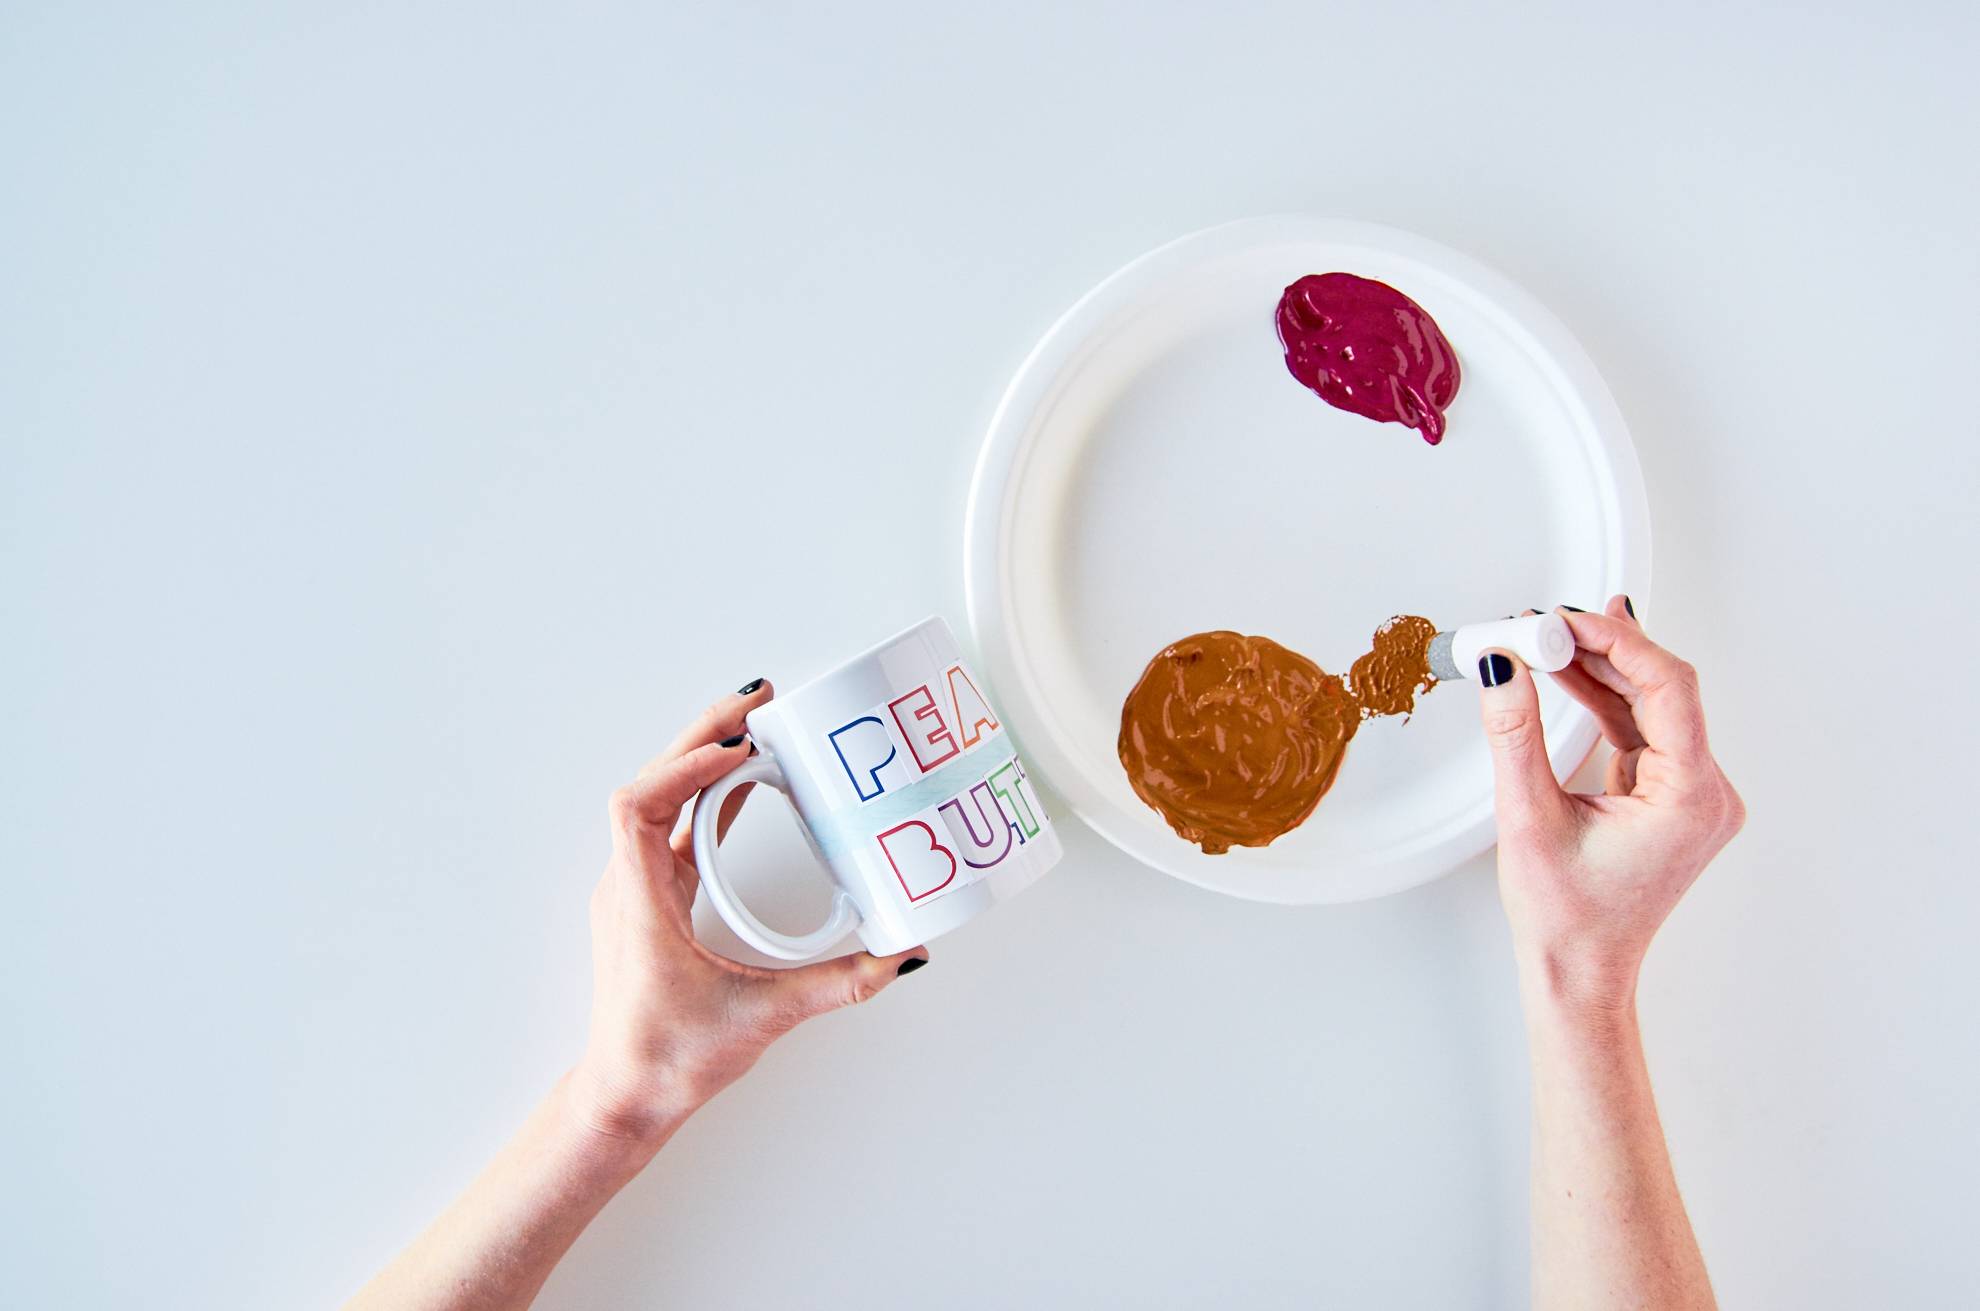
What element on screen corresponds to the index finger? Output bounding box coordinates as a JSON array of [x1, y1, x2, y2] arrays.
[[645, 679, 775, 775], [614, 738, 753, 837], [1559, 609, 1712, 760]]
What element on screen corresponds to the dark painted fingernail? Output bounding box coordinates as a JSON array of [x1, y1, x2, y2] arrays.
[[1479, 653, 1514, 687], [1622, 595, 1637, 619], [1560, 604, 1586, 613], [896, 956, 928, 977], [719, 733, 747, 749], [737, 677, 764, 695]]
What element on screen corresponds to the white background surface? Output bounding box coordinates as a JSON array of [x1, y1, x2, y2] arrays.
[[4, 3, 1977, 1307]]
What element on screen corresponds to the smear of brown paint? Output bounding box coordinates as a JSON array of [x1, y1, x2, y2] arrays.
[[1347, 614, 1439, 718], [1117, 616, 1439, 854]]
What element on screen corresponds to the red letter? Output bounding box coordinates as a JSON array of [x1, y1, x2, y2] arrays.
[[876, 819, 958, 902], [888, 684, 959, 773]]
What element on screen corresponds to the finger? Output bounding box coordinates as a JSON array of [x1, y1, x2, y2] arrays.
[[1476, 650, 1571, 831], [742, 947, 931, 1031], [1557, 611, 1709, 760], [612, 738, 753, 852], [1571, 594, 1642, 699], [1572, 649, 1637, 701], [717, 775, 754, 839], [1533, 606, 1634, 711], [655, 684, 773, 899], [1546, 657, 1646, 752], [1606, 746, 1643, 796], [1579, 594, 1644, 686], [668, 778, 756, 897], [636, 679, 775, 781], [671, 776, 756, 856]]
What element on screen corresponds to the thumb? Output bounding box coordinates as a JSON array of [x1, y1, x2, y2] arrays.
[[1476, 650, 1567, 829], [749, 948, 931, 1031]]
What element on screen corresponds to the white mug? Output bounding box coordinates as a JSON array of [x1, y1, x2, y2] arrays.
[[691, 617, 1062, 960]]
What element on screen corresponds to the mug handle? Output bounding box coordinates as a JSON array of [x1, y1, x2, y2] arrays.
[[691, 754, 860, 961]]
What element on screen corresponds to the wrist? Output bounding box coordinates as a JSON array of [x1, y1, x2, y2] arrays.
[[562, 1060, 696, 1163], [1514, 940, 1643, 1036]]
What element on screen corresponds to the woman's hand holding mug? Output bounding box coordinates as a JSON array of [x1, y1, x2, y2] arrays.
[[572, 680, 929, 1147], [574, 615, 1060, 1146]]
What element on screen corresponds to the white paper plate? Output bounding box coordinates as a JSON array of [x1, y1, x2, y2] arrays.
[[963, 216, 1649, 904]]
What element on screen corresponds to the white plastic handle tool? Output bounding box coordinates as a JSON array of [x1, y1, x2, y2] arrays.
[[690, 754, 860, 961], [1451, 613, 1576, 676]]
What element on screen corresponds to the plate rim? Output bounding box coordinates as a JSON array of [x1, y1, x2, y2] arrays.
[[963, 214, 1651, 904]]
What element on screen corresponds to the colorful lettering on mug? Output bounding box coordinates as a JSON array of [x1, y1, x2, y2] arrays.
[[887, 684, 962, 773], [946, 666, 1000, 749], [876, 754, 1047, 896], [834, 663, 1004, 803], [937, 781, 1015, 870], [828, 715, 902, 803], [986, 757, 1040, 841], [875, 818, 959, 902]]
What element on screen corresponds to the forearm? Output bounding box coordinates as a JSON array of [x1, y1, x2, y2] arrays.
[[1519, 959, 1714, 1311], [346, 1070, 681, 1311]]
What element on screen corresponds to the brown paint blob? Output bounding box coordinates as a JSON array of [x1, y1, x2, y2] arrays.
[[1118, 617, 1440, 854]]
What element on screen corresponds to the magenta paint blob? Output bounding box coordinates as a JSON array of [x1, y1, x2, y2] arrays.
[[1275, 272, 1461, 445]]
